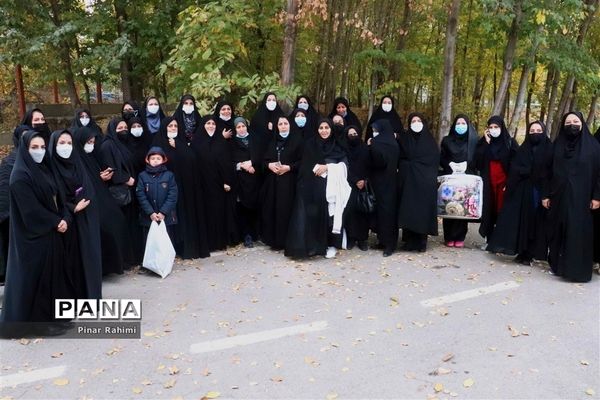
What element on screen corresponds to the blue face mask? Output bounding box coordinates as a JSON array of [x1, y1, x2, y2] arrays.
[[295, 117, 307, 128], [455, 124, 468, 135]]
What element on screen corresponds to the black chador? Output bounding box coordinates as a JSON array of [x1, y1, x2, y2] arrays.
[[368, 120, 399, 256], [487, 121, 552, 263], [544, 112, 600, 282], [152, 116, 210, 259], [260, 118, 303, 250]]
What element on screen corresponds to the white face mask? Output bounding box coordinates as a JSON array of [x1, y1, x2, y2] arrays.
[[80, 117, 90, 126], [381, 104, 392, 112], [182, 104, 194, 115], [372, 131, 379, 137], [147, 105, 160, 115], [279, 131, 289, 138], [219, 114, 231, 121], [266, 100, 277, 111], [83, 143, 94, 153], [56, 144, 73, 159], [298, 102, 309, 111], [167, 131, 178, 139], [131, 127, 144, 137], [29, 148, 45, 163], [489, 128, 502, 138], [411, 122, 424, 133]]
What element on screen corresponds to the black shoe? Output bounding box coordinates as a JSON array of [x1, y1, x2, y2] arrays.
[[417, 247, 426, 253], [357, 241, 368, 251], [346, 241, 355, 250], [383, 250, 393, 257], [514, 254, 531, 265], [244, 235, 254, 248]]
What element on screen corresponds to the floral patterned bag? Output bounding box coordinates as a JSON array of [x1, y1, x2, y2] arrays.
[[437, 173, 483, 220]]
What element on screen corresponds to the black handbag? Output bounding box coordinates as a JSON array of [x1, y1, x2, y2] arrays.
[[356, 182, 376, 214], [108, 184, 132, 206]]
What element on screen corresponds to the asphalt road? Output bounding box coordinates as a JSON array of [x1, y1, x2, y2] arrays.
[[1, 228, 598, 400]]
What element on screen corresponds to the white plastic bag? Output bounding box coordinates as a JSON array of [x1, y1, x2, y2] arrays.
[[142, 221, 175, 278]]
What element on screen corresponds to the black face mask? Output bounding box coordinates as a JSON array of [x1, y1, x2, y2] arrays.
[[122, 110, 138, 122], [347, 135, 360, 146], [565, 124, 581, 137], [528, 133, 544, 145]]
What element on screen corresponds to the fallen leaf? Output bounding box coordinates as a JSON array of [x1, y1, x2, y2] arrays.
[[326, 392, 338, 400], [141, 379, 152, 385], [437, 307, 449, 316], [271, 376, 284, 382], [163, 379, 176, 389], [168, 365, 180, 375], [131, 387, 142, 394], [463, 378, 475, 388], [203, 391, 220, 399], [586, 388, 595, 396], [201, 368, 211, 377], [434, 383, 444, 392], [581, 360, 590, 366], [51, 352, 64, 358], [431, 367, 452, 376], [53, 378, 69, 386], [507, 325, 520, 337], [19, 338, 30, 345], [441, 353, 454, 362]]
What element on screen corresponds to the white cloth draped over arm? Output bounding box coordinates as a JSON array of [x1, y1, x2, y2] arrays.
[[325, 162, 351, 234]]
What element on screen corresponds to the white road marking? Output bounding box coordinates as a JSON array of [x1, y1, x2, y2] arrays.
[[190, 320, 328, 354], [420, 281, 520, 307], [0, 365, 67, 388]]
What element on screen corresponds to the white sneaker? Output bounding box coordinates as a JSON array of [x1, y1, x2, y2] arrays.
[[325, 247, 337, 259]]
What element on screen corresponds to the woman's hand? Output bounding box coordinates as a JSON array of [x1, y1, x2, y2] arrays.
[[57, 219, 68, 233], [126, 177, 135, 187], [268, 162, 280, 174], [169, 138, 176, 148], [222, 129, 232, 139], [277, 164, 291, 175], [99, 168, 113, 181], [591, 200, 600, 210], [74, 198, 91, 213], [542, 198, 551, 209], [224, 184, 231, 192], [484, 129, 491, 144], [313, 164, 328, 176]]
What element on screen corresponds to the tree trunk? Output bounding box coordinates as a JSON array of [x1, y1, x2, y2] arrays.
[[540, 67, 553, 122], [114, 0, 132, 101], [438, 0, 462, 143], [390, 0, 412, 79], [48, 0, 80, 107], [96, 81, 103, 104], [491, 0, 523, 116], [587, 93, 598, 127], [546, 70, 561, 136], [525, 66, 536, 126], [15, 64, 26, 119], [280, 0, 299, 87], [552, 0, 599, 138], [508, 66, 529, 135]]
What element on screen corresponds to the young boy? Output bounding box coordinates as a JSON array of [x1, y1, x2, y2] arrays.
[[136, 147, 178, 243]]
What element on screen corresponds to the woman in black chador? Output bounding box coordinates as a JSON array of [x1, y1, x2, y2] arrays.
[[152, 116, 210, 259], [475, 115, 519, 241], [100, 118, 145, 266], [172, 94, 202, 144], [368, 120, 399, 256], [542, 111, 600, 282], [251, 92, 285, 159], [439, 114, 479, 247], [260, 116, 303, 250], [48, 129, 102, 300], [74, 126, 126, 275], [285, 118, 349, 259], [1, 131, 72, 323], [328, 97, 363, 133], [344, 125, 371, 251], [365, 95, 404, 142], [191, 116, 238, 251], [487, 121, 552, 264], [397, 113, 440, 252], [230, 117, 262, 248]]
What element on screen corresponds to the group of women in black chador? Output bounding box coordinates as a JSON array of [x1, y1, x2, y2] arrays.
[[1, 92, 599, 328]]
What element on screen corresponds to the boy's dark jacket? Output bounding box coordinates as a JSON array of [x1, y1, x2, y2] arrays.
[[135, 149, 178, 226]]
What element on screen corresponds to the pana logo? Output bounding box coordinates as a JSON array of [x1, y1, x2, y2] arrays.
[[55, 299, 142, 320]]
